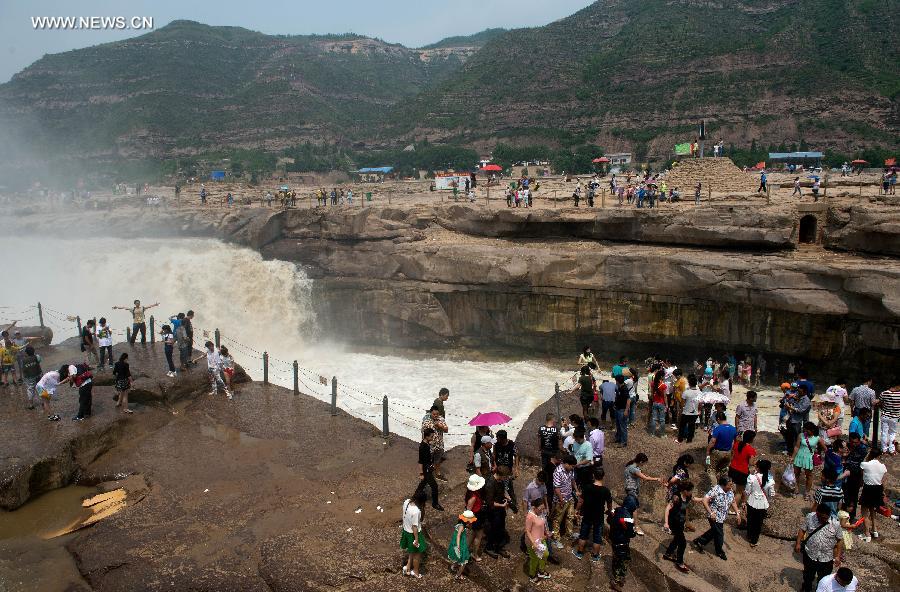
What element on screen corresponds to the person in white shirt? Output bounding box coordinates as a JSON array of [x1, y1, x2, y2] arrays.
[[676, 374, 702, 443], [816, 567, 858, 592], [193, 340, 230, 397], [744, 459, 775, 546], [35, 365, 75, 421], [858, 448, 887, 542], [96, 317, 114, 371], [401, 491, 427, 578]]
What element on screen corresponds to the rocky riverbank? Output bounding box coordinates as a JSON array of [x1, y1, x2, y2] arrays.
[[2, 337, 897, 592]]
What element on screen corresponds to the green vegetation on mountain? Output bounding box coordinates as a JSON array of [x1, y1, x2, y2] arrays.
[[420, 28, 508, 49], [0, 1, 896, 183], [0, 20, 471, 159], [395, 0, 898, 155]]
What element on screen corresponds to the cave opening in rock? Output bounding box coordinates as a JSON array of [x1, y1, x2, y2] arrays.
[[799, 214, 817, 244]]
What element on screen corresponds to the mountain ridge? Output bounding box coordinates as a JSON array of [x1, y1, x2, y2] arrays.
[[0, 1, 896, 173]]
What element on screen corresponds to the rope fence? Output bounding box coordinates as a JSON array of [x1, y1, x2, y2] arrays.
[[7, 301, 891, 449], [12, 301, 543, 441]]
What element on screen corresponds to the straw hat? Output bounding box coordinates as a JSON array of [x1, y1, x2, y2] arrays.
[[459, 510, 477, 523], [467, 474, 486, 491]]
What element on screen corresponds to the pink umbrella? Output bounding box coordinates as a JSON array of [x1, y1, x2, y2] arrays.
[[468, 411, 512, 426]]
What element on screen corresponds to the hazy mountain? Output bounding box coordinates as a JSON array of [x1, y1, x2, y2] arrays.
[[0, 1, 896, 172]]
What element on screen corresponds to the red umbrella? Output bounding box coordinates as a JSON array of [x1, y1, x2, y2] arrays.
[[481, 164, 502, 172], [592, 157, 610, 163], [851, 159, 868, 165], [468, 411, 512, 426]]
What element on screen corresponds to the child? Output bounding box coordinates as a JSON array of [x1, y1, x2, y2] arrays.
[[112, 353, 133, 414], [219, 346, 235, 399], [36, 365, 74, 421], [96, 318, 113, 371], [609, 495, 639, 592], [448, 510, 476, 579], [777, 382, 795, 430], [160, 325, 176, 377], [525, 498, 551, 583], [193, 341, 229, 397]]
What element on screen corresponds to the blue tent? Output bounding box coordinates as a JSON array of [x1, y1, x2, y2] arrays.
[[210, 170, 226, 180], [355, 167, 394, 174]]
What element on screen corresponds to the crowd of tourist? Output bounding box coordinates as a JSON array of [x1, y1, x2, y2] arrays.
[[400, 350, 897, 590], [1, 297, 238, 421]]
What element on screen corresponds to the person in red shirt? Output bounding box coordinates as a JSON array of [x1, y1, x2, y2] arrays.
[[728, 430, 757, 512], [650, 370, 668, 437]]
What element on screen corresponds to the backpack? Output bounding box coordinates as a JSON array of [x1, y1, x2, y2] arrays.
[[72, 363, 93, 387]]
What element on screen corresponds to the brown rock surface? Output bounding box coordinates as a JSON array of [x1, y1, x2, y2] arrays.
[[4, 199, 899, 379]]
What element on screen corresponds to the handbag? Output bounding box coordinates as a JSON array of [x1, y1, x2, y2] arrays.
[[826, 426, 842, 438], [806, 436, 823, 467]]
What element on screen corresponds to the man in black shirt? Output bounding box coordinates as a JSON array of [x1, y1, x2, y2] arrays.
[[613, 375, 632, 446], [538, 413, 561, 512], [484, 465, 512, 558], [494, 430, 519, 513], [417, 428, 444, 511], [574, 466, 613, 562]]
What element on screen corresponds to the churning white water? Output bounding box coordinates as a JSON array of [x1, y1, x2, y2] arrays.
[[2, 237, 568, 446]]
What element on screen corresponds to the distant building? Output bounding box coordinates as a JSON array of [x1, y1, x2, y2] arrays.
[[607, 152, 632, 173], [352, 166, 394, 183], [768, 152, 823, 167]]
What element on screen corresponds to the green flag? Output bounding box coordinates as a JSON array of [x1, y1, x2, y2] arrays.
[[674, 143, 691, 156]]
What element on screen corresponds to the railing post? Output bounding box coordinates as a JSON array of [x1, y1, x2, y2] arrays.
[[37, 302, 44, 328], [555, 382, 561, 424], [331, 377, 337, 416], [76, 316, 82, 338], [214, 328, 220, 349], [382, 396, 389, 437], [126, 326, 132, 343], [263, 352, 269, 384], [149, 316, 155, 343], [872, 406, 880, 446], [293, 360, 299, 395]]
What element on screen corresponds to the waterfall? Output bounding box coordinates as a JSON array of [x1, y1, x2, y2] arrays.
[[4, 237, 568, 446]]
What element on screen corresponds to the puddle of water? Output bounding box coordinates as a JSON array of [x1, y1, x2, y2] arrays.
[[0, 485, 96, 540], [199, 423, 263, 446]]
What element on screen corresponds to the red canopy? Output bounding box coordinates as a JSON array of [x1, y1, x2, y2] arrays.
[[851, 159, 868, 165], [481, 164, 502, 172], [592, 157, 610, 163], [885, 158, 896, 166]]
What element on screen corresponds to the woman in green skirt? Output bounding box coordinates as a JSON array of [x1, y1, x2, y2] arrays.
[[448, 510, 476, 579], [401, 491, 428, 578]]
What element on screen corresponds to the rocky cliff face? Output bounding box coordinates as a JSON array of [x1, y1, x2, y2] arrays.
[[251, 205, 900, 376], [5, 202, 899, 377]]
